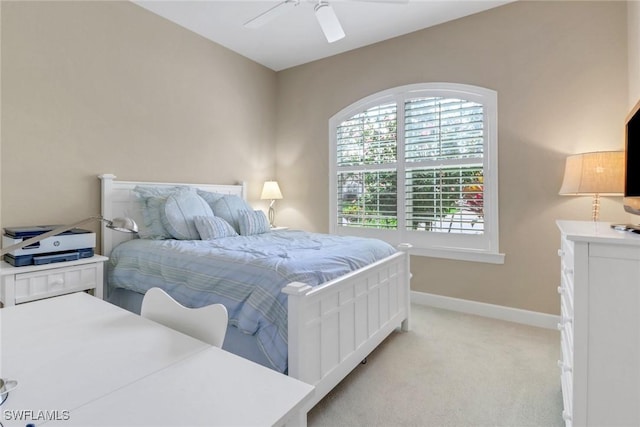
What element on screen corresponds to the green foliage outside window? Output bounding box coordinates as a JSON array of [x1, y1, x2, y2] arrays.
[[336, 97, 485, 233]]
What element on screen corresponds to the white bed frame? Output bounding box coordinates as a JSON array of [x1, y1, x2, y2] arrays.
[[99, 174, 411, 412]]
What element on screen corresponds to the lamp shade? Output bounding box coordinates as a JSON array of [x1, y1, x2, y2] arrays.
[[559, 151, 624, 196], [105, 217, 139, 233], [261, 181, 283, 200]]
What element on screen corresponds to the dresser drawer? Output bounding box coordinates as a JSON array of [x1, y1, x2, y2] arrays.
[[560, 295, 574, 350], [13, 263, 100, 304], [559, 310, 574, 427], [558, 233, 575, 427], [560, 368, 573, 427], [560, 263, 574, 296], [559, 274, 574, 316], [560, 236, 575, 272]]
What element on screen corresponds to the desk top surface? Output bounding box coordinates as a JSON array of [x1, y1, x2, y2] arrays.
[[0, 293, 314, 426]]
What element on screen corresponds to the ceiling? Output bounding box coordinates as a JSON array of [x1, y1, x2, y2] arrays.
[[134, 0, 514, 72]]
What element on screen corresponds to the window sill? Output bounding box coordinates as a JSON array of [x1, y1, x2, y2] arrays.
[[409, 246, 505, 264]]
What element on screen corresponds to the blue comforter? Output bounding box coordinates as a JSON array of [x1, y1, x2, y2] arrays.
[[107, 230, 396, 372]]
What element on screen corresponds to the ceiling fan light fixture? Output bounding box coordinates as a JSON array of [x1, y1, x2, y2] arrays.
[[314, 1, 345, 43]]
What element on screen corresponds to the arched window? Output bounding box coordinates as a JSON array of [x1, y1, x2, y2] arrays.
[[329, 83, 503, 263]]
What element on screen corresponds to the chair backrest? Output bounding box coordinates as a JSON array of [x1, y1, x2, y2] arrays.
[[140, 287, 228, 348]]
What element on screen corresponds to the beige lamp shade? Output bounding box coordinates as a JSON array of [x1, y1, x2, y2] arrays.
[[559, 151, 624, 196], [261, 181, 283, 200], [559, 151, 624, 221]]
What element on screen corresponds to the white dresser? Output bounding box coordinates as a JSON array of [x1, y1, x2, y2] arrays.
[[557, 220, 640, 427]]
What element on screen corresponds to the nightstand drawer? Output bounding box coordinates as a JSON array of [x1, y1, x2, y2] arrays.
[[0, 255, 108, 307], [14, 263, 100, 304]]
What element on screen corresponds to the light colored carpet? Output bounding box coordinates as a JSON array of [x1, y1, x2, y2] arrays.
[[307, 304, 563, 427]]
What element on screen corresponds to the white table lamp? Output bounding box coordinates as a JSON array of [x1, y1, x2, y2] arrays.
[[261, 181, 283, 227]]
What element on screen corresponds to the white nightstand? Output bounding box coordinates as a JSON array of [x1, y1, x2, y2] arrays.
[[0, 255, 108, 307]]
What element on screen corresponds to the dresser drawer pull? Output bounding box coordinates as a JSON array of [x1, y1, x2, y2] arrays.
[[557, 318, 572, 330], [557, 286, 564, 295], [557, 360, 573, 373], [558, 249, 564, 257]]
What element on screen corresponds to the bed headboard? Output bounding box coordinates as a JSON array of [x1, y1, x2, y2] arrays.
[[99, 174, 246, 257]]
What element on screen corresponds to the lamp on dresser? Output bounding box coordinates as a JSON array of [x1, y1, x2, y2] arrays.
[[261, 181, 283, 227], [559, 150, 624, 221]]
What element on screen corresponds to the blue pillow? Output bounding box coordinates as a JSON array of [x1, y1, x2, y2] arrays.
[[141, 197, 172, 239], [133, 186, 187, 240], [161, 191, 213, 240], [238, 210, 271, 236], [212, 195, 253, 234], [194, 216, 238, 240], [197, 190, 225, 211], [133, 185, 187, 198]]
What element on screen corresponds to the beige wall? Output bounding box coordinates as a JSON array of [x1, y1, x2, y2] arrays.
[[1, 1, 277, 236], [0, 1, 631, 316], [630, 0, 640, 106], [276, 1, 629, 315]]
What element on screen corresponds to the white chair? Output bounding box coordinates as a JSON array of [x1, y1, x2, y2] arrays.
[[140, 287, 228, 348]]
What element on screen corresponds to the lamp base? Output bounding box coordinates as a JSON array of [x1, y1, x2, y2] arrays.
[[592, 194, 600, 222], [268, 206, 276, 228]]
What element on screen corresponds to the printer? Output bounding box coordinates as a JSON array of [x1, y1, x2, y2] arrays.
[[2, 225, 96, 267]]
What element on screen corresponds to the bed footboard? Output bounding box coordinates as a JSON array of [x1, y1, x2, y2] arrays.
[[283, 243, 411, 409]]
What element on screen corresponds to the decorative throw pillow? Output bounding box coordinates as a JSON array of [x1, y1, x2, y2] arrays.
[[133, 185, 186, 199], [194, 216, 238, 240], [238, 210, 271, 236], [133, 186, 187, 240], [197, 190, 225, 211], [212, 195, 253, 234], [161, 191, 214, 240]]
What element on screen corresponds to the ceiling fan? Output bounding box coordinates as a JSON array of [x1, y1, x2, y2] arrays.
[[244, 0, 407, 44]]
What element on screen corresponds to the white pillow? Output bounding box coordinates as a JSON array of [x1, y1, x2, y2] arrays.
[[161, 191, 213, 240]]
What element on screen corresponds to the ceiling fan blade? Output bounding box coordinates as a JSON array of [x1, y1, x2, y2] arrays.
[[314, 1, 345, 43], [244, 0, 300, 29]]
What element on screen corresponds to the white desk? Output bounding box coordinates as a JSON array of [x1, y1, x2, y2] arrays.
[[0, 293, 314, 426]]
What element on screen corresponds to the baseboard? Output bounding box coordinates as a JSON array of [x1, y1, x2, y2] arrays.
[[410, 291, 560, 330]]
